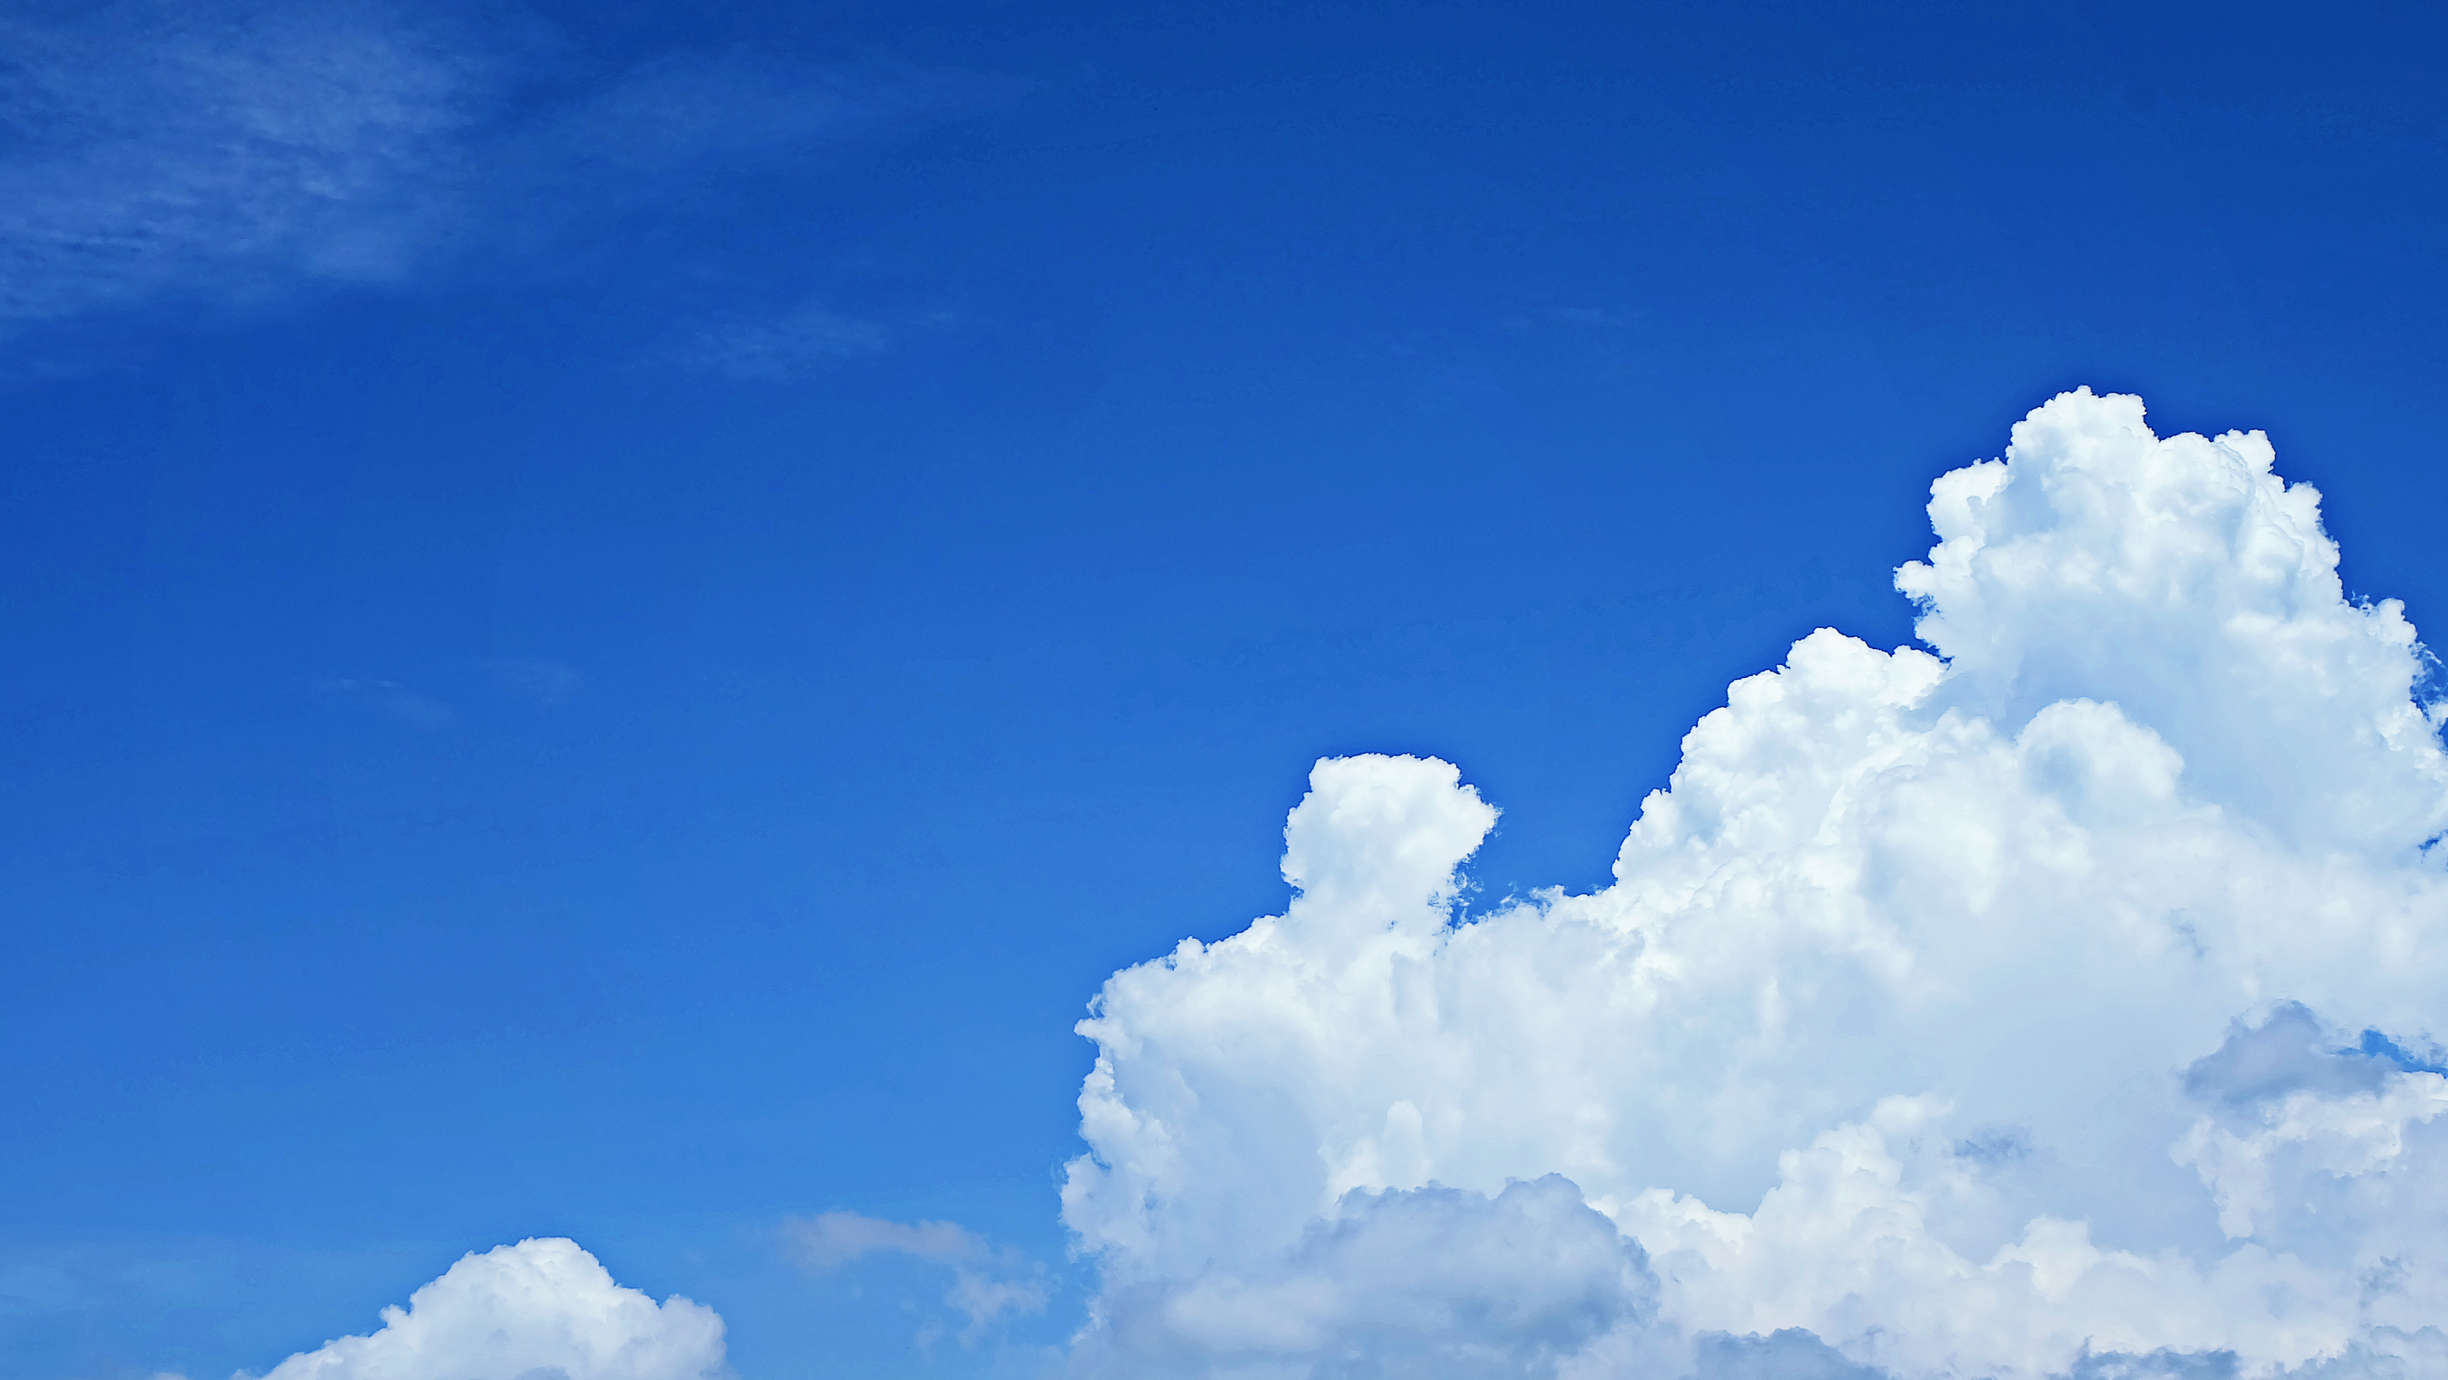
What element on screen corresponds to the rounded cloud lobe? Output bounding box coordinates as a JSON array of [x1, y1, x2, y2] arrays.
[[1062, 390, 2448, 1378], [249, 1238, 724, 1380]]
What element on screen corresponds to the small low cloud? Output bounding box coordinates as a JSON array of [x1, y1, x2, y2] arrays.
[[784, 1210, 1048, 1336]]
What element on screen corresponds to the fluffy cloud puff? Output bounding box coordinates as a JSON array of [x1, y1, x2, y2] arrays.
[[1061, 389, 2448, 1379], [248, 1238, 725, 1380]]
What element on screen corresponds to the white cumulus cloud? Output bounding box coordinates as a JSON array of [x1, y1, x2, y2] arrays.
[[245, 1238, 725, 1380], [1060, 389, 2448, 1378]]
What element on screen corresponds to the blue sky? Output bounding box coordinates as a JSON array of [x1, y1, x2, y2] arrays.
[[5, 3, 2448, 1378]]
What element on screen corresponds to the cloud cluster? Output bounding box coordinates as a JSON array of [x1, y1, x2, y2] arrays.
[[247, 1238, 724, 1380], [1061, 389, 2448, 1378]]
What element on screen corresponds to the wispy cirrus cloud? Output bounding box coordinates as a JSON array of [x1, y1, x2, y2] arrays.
[[512, 50, 989, 185], [0, 0, 496, 326], [0, 0, 1004, 349]]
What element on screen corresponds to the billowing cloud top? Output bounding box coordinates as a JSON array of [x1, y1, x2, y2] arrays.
[[248, 1239, 724, 1380], [1061, 389, 2448, 1379]]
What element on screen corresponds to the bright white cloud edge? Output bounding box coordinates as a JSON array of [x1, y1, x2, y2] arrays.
[[238, 1239, 724, 1380], [221, 389, 2448, 1380], [1061, 388, 2448, 1379]]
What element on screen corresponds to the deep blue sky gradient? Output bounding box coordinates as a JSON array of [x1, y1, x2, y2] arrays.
[[4, 2, 2447, 1376]]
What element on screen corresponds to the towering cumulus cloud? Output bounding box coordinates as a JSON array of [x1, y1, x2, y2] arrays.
[[1062, 390, 2448, 1379]]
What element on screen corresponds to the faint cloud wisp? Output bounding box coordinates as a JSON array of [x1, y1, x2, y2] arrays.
[[312, 675, 454, 727], [484, 655, 584, 707], [784, 1210, 1049, 1340], [0, 0, 1006, 358], [656, 301, 960, 379], [0, 0, 494, 327]]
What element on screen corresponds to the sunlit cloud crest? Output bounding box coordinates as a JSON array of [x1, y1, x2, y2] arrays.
[[1060, 389, 2448, 1378], [234, 390, 2448, 1378]]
